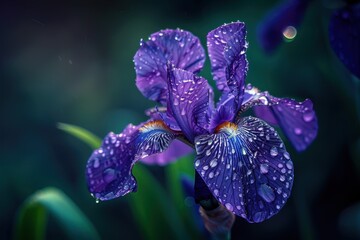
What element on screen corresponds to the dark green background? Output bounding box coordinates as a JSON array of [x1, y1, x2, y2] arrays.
[[1, 0, 359, 239]]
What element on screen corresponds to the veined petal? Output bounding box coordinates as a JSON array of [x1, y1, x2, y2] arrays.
[[329, 3, 360, 79], [134, 29, 206, 104], [257, 0, 311, 53], [86, 120, 177, 201], [194, 117, 294, 223], [207, 22, 248, 92], [240, 85, 318, 151], [86, 124, 139, 201], [168, 68, 212, 141]]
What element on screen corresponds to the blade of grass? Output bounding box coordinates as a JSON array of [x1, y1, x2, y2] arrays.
[[15, 187, 100, 240], [57, 123, 101, 149]]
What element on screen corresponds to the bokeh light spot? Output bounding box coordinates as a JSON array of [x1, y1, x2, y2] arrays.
[[283, 26, 297, 42]]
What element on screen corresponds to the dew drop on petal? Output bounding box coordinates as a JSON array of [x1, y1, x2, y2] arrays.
[[283, 152, 290, 160], [294, 128, 302, 135], [260, 164, 269, 174], [286, 161, 293, 170], [225, 203, 234, 211], [270, 147, 278, 157], [253, 211, 266, 223], [195, 160, 200, 167], [210, 158, 218, 168], [303, 112, 314, 122]]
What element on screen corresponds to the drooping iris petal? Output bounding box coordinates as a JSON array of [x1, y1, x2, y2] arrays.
[[207, 22, 248, 92], [253, 95, 318, 152], [140, 140, 193, 165], [329, 3, 360, 79], [86, 124, 139, 201], [168, 68, 212, 141], [194, 116, 294, 223], [257, 0, 311, 53], [134, 29, 206, 104], [86, 120, 177, 201]]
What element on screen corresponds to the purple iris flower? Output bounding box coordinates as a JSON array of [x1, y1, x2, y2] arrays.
[[86, 22, 318, 223]]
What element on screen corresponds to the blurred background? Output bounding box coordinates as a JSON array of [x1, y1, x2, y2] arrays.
[[1, 0, 359, 239]]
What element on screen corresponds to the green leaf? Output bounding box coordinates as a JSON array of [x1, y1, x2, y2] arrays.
[[57, 122, 101, 149], [165, 155, 202, 238], [15, 187, 100, 240], [128, 164, 191, 240]]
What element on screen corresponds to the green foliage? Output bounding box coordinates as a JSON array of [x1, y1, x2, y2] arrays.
[[58, 123, 195, 239], [57, 123, 102, 149], [15, 187, 100, 240]]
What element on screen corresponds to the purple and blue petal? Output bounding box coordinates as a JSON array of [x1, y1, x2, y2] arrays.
[[140, 139, 193, 165], [86, 124, 140, 201], [134, 29, 206, 104], [194, 117, 294, 223], [168, 68, 212, 141], [86, 120, 177, 201], [329, 3, 360, 79], [257, 0, 311, 53], [207, 22, 248, 92], [252, 94, 318, 152]]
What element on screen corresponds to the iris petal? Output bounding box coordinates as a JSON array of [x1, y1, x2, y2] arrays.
[[194, 116, 294, 223], [329, 3, 360, 79], [253, 94, 318, 151], [86, 124, 139, 201], [134, 29, 206, 104], [207, 22, 248, 92], [86, 120, 177, 200], [168, 68, 212, 141]]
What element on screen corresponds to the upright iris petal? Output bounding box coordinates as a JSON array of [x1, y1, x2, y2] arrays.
[[86, 120, 177, 201], [134, 29, 206, 104], [329, 3, 360, 79], [194, 116, 294, 222], [207, 22, 248, 92], [167, 68, 212, 141]]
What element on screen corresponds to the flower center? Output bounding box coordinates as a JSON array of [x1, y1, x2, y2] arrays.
[[215, 121, 238, 137]]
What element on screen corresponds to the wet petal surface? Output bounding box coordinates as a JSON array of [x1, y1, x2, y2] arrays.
[[86, 124, 139, 201], [194, 116, 294, 223], [207, 22, 248, 92], [168, 68, 212, 141], [134, 29, 205, 103], [86, 121, 177, 200]]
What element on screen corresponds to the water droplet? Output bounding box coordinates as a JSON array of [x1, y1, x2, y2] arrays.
[[242, 147, 247, 155], [270, 147, 278, 157], [214, 189, 219, 196], [303, 112, 314, 122], [278, 163, 283, 168], [258, 184, 275, 203], [93, 158, 100, 168], [209, 172, 214, 178], [225, 203, 233, 211], [282, 26, 297, 41], [259, 96, 268, 105], [260, 164, 269, 174], [210, 158, 218, 168], [280, 175, 285, 182], [294, 128, 302, 135], [286, 161, 293, 170], [276, 205, 281, 210], [206, 150, 211, 156], [95, 199, 100, 203], [283, 152, 290, 160], [195, 160, 200, 167]]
